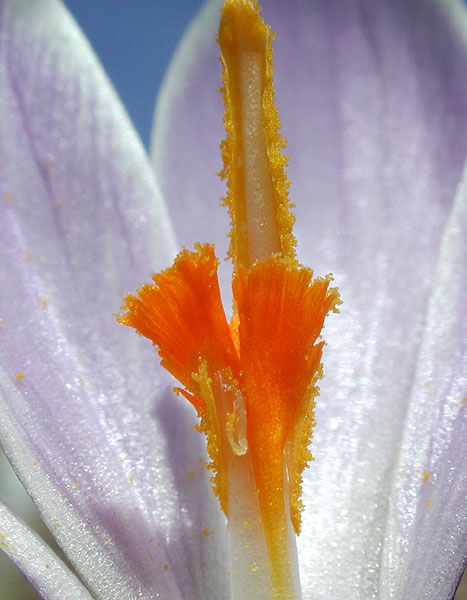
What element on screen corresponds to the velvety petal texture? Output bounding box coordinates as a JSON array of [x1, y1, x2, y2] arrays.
[[152, 1, 467, 599], [0, 1, 227, 599], [381, 168, 467, 600], [0, 497, 93, 600]]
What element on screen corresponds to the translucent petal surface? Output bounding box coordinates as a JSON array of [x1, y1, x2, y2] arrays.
[[151, 1, 467, 598], [381, 173, 467, 600], [0, 1, 227, 599], [0, 497, 94, 600]]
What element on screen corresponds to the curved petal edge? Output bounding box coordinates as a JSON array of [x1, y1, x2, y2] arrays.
[[0, 496, 95, 600]]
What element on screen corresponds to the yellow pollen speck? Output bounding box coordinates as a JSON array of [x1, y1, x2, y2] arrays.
[[423, 471, 431, 484], [39, 297, 49, 309], [71, 482, 80, 489], [45, 564, 50, 569], [129, 476, 135, 485], [225, 572, 231, 577], [33, 461, 38, 467], [163, 564, 169, 571], [250, 561, 259, 572], [55, 521, 61, 528], [25, 252, 34, 261], [133, 507, 139, 512], [462, 397, 467, 403], [243, 521, 249, 529], [244, 541, 250, 548], [202, 528, 212, 536], [103, 539, 111, 546], [156, 542, 161, 547], [16, 372, 25, 380], [425, 499, 431, 507], [188, 469, 195, 481]]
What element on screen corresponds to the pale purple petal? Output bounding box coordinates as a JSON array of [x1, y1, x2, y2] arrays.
[[0, 497, 94, 600], [151, 0, 467, 598], [0, 0, 227, 598], [380, 174, 467, 600]]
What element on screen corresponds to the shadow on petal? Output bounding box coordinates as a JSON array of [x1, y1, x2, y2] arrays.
[[153, 389, 229, 600]]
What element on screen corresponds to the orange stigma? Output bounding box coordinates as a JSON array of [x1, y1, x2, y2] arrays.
[[118, 2, 340, 599]]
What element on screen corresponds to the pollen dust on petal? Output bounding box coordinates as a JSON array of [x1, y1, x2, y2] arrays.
[[38, 297, 49, 309], [422, 471, 431, 484]]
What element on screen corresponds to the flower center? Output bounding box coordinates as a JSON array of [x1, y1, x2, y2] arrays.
[[117, 2, 340, 599]]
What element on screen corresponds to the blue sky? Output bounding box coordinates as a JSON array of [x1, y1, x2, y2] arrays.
[[63, 1, 206, 149]]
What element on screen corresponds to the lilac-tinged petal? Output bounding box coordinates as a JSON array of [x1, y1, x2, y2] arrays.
[[380, 171, 467, 600], [152, 1, 467, 598], [0, 1, 227, 598], [0, 497, 94, 600]]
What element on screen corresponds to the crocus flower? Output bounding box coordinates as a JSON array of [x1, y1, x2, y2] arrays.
[[0, 0, 465, 599]]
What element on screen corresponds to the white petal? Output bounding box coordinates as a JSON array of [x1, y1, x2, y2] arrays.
[[0, 497, 94, 600], [380, 165, 467, 600]]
